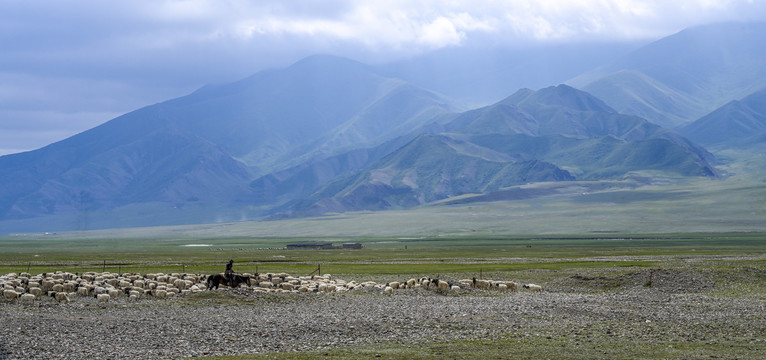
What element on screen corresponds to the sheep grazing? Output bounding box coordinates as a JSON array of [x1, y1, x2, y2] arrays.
[[436, 280, 450, 292], [450, 285, 460, 294], [3, 289, 20, 300], [153, 289, 168, 299], [523, 283, 542, 292], [20, 293, 35, 303], [384, 286, 393, 294], [53, 292, 70, 303], [472, 278, 491, 290], [96, 293, 110, 303]]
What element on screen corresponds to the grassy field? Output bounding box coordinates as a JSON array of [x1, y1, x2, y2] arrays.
[[2, 231, 764, 277]]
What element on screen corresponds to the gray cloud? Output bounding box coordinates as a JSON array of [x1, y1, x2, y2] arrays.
[[1, 0, 765, 156]]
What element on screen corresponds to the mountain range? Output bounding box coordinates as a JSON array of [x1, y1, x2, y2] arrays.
[[1, 22, 764, 233], [569, 22, 766, 129]]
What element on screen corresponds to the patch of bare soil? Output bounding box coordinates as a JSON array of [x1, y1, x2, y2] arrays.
[[560, 268, 712, 293]]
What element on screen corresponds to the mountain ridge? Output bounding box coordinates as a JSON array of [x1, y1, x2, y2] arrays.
[[5, 20, 763, 233], [569, 21, 766, 127]]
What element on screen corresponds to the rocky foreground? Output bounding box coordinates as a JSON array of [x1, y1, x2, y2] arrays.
[[1, 267, 765, 359]]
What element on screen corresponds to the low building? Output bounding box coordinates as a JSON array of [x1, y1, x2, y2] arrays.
[[342, 242, 363, 249], [286, 243, 335, 250]]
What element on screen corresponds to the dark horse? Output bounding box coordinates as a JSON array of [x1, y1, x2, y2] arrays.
[[206, 274, 250, 289]]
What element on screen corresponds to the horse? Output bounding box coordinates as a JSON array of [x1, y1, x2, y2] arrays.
[[206, 273, 250, 289], [206, 274, 226, 289], [228, 274, 251, 288]]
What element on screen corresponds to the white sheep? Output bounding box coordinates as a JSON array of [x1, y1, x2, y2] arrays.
[[63, 282, 77, 292], [97, 293, 110, 303], [3, 289, 19, 300], [53, 292, 70, 303], [173, 279, 186, 290], [523, 283, 542, 292], [430, 279, 449, 292], [473, 278, 490, 290], [384, 286, 393, 294], [20, 293, 35, 303], [450, 285, 460, 294], [280, 283, 295, 291]]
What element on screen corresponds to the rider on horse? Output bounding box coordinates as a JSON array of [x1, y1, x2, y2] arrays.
[[224, 259, 234, 286]]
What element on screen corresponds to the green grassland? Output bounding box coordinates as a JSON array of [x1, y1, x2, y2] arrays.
[[1, 232, 764, 277]]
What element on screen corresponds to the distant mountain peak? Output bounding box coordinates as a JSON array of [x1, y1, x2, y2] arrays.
[[680, 87, 766, 146], [570, 21, 766, 126], [505, 84, 616, 113]]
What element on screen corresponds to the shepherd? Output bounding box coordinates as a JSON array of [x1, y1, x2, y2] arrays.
[[224, 259, 234, 286]]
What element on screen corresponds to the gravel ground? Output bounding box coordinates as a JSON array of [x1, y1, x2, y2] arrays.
[[1, 269, 765, 359]]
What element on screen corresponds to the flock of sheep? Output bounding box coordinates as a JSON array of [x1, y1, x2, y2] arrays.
[[1, 270, 542, 304], [1, 271, 206, 304]]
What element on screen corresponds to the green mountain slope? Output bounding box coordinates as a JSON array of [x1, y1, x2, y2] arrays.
[[286, 85, 715, 215], [302, 134, 574, 214], [680, 88, 766, 147]]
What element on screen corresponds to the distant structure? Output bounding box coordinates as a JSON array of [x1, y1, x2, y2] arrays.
[[285, 242, 363, 250], [286, 243, 335, 250]]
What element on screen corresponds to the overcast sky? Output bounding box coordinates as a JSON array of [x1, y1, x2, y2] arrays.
[[2, 0, 765, 156]]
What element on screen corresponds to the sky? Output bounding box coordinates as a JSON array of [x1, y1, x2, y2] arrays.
[[2, 0, 766, 156]]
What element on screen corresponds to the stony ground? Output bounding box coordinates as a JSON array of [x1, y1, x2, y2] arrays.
[[1, 266, 765, 359]]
